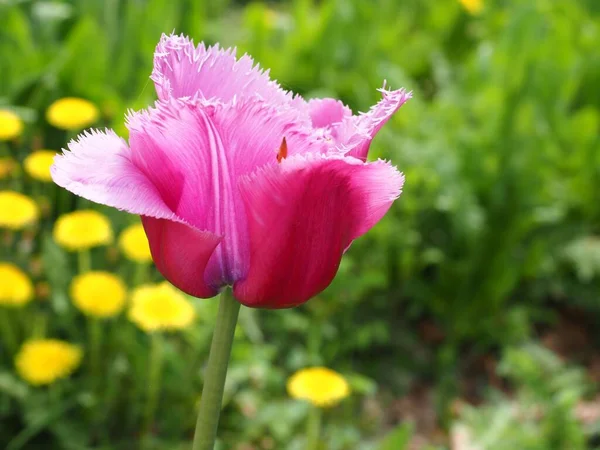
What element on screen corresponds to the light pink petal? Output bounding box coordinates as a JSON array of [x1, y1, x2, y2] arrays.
[[307, 98, 352, 129], [142, 217, 222, 298], [127, 97, 327, 287], [152, 33, 294, 105], [233, 154, 404, 308], [337, 87, 412, 161], [52, 129, 223, 298], [51, 129, 176, 220]]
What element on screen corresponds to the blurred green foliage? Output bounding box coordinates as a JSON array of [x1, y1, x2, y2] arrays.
[[460, 344, 591, 450], [1, 0, 600, 448]]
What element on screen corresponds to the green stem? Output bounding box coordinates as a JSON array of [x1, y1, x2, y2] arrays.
[[192, 289, 240, 450], [31, 311, 47, 338], [143, 332, 163, 443], [306, 406, 322, 450], [133, 262, 149, 286], [78, 249, 91, 274], [0, 308, 18, 355], [88, 318, 102, 378]]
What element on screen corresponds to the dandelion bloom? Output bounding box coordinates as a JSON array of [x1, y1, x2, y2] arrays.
[[129, 282, 195, 332], [287, 367, 350, 407], [52, 34, 409, 308], [0, 191, 39, 230], [70, 271, 127, 318], [46, 97, 99, 130], [15, 339, 82, 386], [119, 223, 152, 263], [0, 263, 34, 307], [0, 109, 23, 141], [24, 150, 56, 182], [53, 210, 112, 251], [459, 0, 483, 14], [0, 157, 18, 180]]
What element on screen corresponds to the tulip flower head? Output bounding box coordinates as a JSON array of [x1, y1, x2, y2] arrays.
[[52, 34, 410, 308]]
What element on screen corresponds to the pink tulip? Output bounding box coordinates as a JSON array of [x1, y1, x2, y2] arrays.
[[52, 34, 410, 308]]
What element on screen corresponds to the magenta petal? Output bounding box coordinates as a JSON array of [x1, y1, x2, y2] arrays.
[[127, 97, 326, 286], [51, 129, 176, 220], [152, 33, 294, 105], [233, 154, 404, 308], [142, 217, 222, 298], [307, 98, 352, 129], [339, 87, 412, 161]]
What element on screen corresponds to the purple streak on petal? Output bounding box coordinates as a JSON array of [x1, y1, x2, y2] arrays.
[[233, 153, 404, 308]]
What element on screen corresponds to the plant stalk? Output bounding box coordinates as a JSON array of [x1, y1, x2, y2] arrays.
[[306, 406, 322, 450], [192, 289, 240, 450], [142, 332, 163, 444]]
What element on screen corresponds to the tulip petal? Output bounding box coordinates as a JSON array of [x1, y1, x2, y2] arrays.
[[307, 98, 352, 129], [51, 129, 177, 220], [234, 154, 403, 308], [152, 33, 294, 105], [338, 87, 412, 160], [52, 129, 224, 297], [142, 217, 222, 298]]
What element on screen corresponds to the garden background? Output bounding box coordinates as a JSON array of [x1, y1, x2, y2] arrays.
[[1, 0, 600, 448]]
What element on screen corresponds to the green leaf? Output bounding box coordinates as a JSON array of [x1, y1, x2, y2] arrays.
[[376, 423, 413, 450]]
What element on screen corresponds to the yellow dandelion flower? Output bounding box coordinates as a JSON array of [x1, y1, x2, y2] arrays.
[[15, 339, 82, 386], [287, 367, 350, 407], [24, 150, 56, 182], [53, 210, 112, 251], [0, 109, 24, 141], [46, 97, 99, 130], [0, 263, 34, 307], [0, 158, 18, 180], [0, 191, 39, 230], [70, 271, 127, 318], [459, 0, 483, 15], [119, 223, 152, 263], [128, 282, 195, 332]]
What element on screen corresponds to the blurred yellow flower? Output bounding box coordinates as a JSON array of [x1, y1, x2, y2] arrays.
[[46, 97, 99, 130], [0, 191, 39, 230], [0, 109, 23, 141], [0, 157, 18, 180], [459, 0, 483, 15], [287, 367, 350, 407], [70, 271, 127, 318], [15, 339, 82, 386], [129, 282, 195, 332], [24, 150, 56, 182], [53, 210, 112, 251], [119, 223, 152, 263], [0, 263, 34, 307]]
